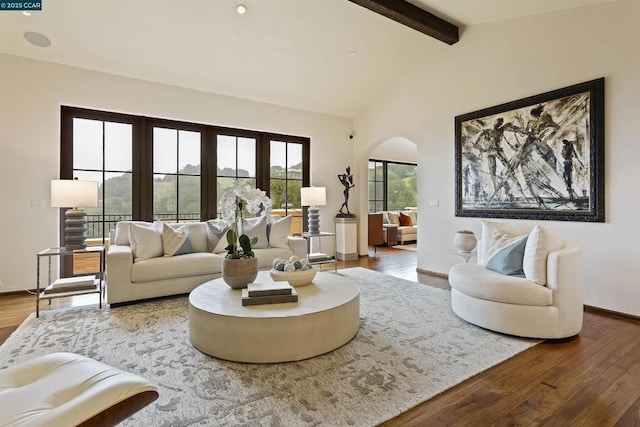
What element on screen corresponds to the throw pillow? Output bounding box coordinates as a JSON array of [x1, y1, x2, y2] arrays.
[[242, 216, 269, 249], [206, 220, 230, 253], [114, 221, 148, 246], [523, 225, 564, 285], [399, 212, 413, 226], [484, 234, 528, 277], [129, 221, 163, 261], [406, 210, 418, 226], [381, 211, 391, 225], [267, 215, 293, 248], [387, 212, 400, 226], [479, 221, 534, 265], [162, 223, 192, 257]]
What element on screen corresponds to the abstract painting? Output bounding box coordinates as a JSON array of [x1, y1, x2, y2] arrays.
[[455, 78, 604, 222]]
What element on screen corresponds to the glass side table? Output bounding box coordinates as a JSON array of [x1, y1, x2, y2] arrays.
[[36, 245, 106, 317], [293, 232, 337, 272], [444, 249, 477, 264]]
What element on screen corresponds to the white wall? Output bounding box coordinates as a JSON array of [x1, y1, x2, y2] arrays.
[[0, 54, 353, 292], [369, 137, 417, 164], [354, 0, 640, 316]]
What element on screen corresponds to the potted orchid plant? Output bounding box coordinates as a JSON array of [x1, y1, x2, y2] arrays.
[[218, 181, 272, 288]]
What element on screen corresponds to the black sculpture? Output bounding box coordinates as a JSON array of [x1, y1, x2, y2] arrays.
[[337, 166, 356, 218]]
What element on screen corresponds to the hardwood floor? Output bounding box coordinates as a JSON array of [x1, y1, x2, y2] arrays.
[[1, 246, 639, 426]]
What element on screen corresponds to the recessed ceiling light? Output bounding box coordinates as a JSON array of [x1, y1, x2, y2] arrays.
[[236, 4, 247, 14], [22, 11, 31, 16], [349, 51, 358, 57], [24, 31, 51, 48]]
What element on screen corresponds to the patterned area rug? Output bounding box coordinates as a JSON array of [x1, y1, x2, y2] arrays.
[[0, 268, 537, 426], [393, 243, 417, 251]]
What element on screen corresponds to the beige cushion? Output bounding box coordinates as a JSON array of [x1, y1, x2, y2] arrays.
[[268, 215, 292, 248], [397, 226, 417, 235], [129, 222, 163, 261], [206, 220, 230, 253], [387, 212, 400, 225], [405, 210, 417, 225], [381, 211, 390, 224], [131, 252, 222, 282], [449, 263, 553, 306], [523, 225, 563, 285], [242, 216, 268, 249], [176, 222, 208, 253], [162, 223, 190, 257], [114, 221, 149, 246], [253, 247, 294, 269]]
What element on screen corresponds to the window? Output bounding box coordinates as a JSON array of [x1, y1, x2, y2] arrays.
[[368, 159, 417, 211], [70, 117, 134, 241], [61, 106, 310, 248], [216, 134, 257, 217], [368, 160, 384, 212], [270, 140, 304, 234], [152, 127, 201, 222]]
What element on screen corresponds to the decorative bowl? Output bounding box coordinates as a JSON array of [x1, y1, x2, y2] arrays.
[[270, 268, 316, 287]]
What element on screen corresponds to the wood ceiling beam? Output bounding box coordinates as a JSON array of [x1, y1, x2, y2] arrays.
[[348, 0, 459, 45]]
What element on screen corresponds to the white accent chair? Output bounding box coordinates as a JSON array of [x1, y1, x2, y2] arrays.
[[0, 352, 158, 426], [448, 226, 584, 339]]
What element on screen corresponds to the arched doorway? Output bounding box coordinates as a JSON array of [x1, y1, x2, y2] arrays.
[[365, 137, 418, 252]]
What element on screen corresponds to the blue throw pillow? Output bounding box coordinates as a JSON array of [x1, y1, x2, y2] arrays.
[[485, 235, 528, 277]]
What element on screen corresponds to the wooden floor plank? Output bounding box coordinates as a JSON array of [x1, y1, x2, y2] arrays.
[[615, 396, 640, 427]]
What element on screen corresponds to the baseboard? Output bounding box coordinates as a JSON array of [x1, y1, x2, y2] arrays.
[[584, 305, 640, 321], [416, 267, 448, 279]]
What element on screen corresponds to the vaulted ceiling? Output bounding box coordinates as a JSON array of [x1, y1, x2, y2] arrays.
[[0, 0, 613, 117]]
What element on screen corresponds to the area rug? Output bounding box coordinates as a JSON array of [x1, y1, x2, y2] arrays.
[[393, 243, 417, 251], [0, 268, 537, 426]]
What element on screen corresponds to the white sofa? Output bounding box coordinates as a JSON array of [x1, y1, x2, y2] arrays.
[[448, 222, 584, 339], [107, 221, 307, 305], [381, 210, 417, 244]]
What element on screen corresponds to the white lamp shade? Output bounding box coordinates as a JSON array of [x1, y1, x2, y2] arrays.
[[301, 187, 326, 206], [51, 180, 98, 208]]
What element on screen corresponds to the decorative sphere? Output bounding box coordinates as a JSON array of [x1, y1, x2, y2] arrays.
[[284, 263, 296, 272], [272, 258, 283, 268], [305, 263, 314, 270], [275, 262, 286, 271], [289, 255, 300, 263], [300, 265, 309, 271], [293, 261, 303, 270], [300, 258, 308, 265]]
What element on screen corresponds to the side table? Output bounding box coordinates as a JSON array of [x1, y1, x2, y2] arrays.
[[445, 249, 477, 263], [293, 232, 337, 272], [383, 224, 398, 247], [36, 246, 106, 317]]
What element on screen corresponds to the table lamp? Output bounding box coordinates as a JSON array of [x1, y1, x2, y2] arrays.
[[301, 187, 326, 235], [51, 179, 99, 250]]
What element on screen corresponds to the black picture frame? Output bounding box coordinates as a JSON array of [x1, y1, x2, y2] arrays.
[[455, 77, 604, 222]]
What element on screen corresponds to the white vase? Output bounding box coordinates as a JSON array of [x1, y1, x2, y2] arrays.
[[454, 231, 476, 253]]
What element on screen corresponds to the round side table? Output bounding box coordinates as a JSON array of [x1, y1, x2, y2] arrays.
[[445, 249, 477, 263]]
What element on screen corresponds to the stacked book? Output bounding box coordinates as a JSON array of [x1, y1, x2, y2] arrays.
[[241, 282, 298, 306], [43, 275, 97, 295], [308, 252, 333, 262]]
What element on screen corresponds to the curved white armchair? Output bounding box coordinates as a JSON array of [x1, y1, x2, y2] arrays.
[[449, 242, 584, 339]]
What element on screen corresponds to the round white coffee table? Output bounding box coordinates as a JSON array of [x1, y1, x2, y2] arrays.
[[188, 271, 360, 363]]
